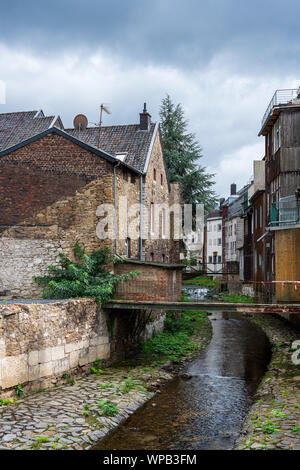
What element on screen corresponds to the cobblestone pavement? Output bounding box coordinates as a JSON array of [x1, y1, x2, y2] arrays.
[[0, 367, 173, 450], [236, 314, 300, 450]]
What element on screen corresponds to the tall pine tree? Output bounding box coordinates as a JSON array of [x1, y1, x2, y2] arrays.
[[159, 95, 216, 211]]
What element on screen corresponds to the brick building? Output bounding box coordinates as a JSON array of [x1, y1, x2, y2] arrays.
[[0, 106, 181, 298]]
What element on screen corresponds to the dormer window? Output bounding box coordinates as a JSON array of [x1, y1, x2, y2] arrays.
[[115, 152, 127, 162]]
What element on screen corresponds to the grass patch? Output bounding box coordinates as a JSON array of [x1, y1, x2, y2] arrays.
[[0, 398, 17, 406], [31, 436, 50, 450], [183, 276, 217, 287], [141, 310, 207, 363], [98, 400, 119, 417], [291, 426, 300, 434], [218, 293, 255, 303], [261, 419, 278, 434], [121, 380, 135, 394]]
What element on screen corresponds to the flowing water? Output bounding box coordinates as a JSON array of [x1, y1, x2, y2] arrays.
[[94, 286, 271, 450]]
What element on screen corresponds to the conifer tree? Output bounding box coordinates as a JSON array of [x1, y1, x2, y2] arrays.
[[159, 95, 216, 211]]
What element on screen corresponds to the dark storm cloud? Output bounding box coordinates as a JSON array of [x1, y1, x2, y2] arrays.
[[1, 0, 300, 72], [0, 0, 300, 197]]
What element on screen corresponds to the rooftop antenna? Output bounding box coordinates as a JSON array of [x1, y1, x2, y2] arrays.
[[97, 104, 111, 148]]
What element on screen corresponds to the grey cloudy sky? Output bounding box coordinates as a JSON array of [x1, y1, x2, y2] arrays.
[[0, 0, 300, 197]]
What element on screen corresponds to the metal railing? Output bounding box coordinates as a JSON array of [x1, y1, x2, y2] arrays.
[[261, 89, 298, 129], [270, 196, 300, 226]]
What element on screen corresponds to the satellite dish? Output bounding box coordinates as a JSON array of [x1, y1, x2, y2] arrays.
[[73, 114, 88, 131]]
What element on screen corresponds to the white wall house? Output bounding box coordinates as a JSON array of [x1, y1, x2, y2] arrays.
[[206, 215, 223, 275], [225, 217, 244, 264]]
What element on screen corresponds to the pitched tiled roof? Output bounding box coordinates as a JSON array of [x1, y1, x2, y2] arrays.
[[0, 111, 62, 151], [0, 110, 158, 174], [66, 123, 157, 173]]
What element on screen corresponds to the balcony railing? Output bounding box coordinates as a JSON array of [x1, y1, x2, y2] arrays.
[[270, 195, 300, 227], [261, 89, 298, 129]]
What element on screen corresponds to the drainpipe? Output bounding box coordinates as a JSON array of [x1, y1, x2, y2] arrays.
[[140, 174, 144, 261], [113, 161, 121, 255]]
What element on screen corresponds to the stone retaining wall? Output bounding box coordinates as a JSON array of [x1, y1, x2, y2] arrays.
[[0, 299, 110, 397], [0, 298, 166, 399]]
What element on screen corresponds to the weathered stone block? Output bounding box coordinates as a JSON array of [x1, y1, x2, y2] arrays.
[[28, 350, 39, 366], [78, 348, 89, 366], [0, 339, 6, 359], [1, 354, 28, 389], [39, 348, 52, 364], [69, 350, 80, 368], [53, 357, 69, 375], [90, 336, 109, 346], [29, 364, 40, 381], [88, 346, 97, 364], [65, 341, 81, 354], [40, 362, 53, 378], [96, 343, 110, 359], [51, 346, 65, 361]]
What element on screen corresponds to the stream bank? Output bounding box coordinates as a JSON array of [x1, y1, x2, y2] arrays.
[[0, 311, 212, 450], [93, 311, 271, 450], [235, 313, 300, 450]]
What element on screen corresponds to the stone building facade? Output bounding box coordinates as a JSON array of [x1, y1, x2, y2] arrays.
[[0, 106, 181, 298]]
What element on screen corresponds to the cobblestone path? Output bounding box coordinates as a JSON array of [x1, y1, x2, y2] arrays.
[[0, 367, 169, 450], [236, 314, 300, 450]]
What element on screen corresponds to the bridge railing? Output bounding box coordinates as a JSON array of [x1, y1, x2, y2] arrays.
[[115, 279, 300, 304]]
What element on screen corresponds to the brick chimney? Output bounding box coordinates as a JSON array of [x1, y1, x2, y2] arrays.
[[140, 103, 151, 131], [230, 183, 237, 196]]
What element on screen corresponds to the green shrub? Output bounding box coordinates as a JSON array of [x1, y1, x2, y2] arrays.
[[16, 384, 24, 397], [33, 243, 139, 305]]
